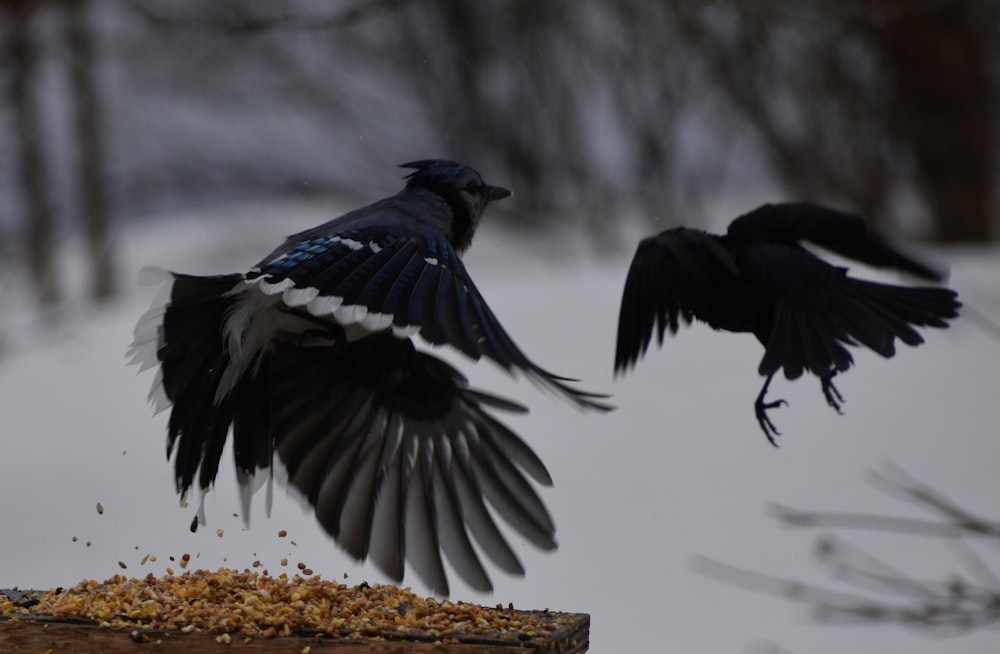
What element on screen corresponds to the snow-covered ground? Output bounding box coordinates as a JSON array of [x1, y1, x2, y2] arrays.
[[1, 202, 998, 653]]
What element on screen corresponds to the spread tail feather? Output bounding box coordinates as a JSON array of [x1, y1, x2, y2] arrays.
[[760, 279, 960, 379], [128, 272, 246, 500]]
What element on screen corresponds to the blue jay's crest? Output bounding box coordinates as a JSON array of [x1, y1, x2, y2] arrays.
[[129, 160, 611, 597], [399, 159, 511, 253], [401, 159, 484, 187]]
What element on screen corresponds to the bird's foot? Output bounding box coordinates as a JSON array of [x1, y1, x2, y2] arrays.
[[821, 374, 845, 414], [755, 397, 788, 447]]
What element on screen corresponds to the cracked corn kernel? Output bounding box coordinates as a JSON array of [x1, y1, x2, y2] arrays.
[[1, 569, 574, 642]]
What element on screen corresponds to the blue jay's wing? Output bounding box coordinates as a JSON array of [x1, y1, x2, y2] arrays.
[[615, 227, 740, 374], [257, 334, 555, 596], [246, 224, 611, 412]]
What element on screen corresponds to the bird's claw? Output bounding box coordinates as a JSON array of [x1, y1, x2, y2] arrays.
[[821, 375, 845, 414], [755, 398, 787, 447]]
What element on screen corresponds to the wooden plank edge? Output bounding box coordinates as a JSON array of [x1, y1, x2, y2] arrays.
[[1, 612, 589, 653]]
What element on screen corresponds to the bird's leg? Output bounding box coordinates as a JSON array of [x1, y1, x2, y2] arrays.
[[754, 372, 787, 447], [820, 370, 845, 414]]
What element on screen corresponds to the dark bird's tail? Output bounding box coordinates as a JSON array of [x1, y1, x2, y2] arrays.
[[835, 278, 961, 356], [128, 271, 246, 511], [759, 278, 961, 380]]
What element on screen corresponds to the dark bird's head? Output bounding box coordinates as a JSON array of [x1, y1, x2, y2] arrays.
[[401, 160, 511, 252]]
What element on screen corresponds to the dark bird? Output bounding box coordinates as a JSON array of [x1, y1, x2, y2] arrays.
[[129, 160, 611, 595], [614, 203, 960, 445]]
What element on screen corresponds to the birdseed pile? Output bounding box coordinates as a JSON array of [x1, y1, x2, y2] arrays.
[[1, 568, 571, 644]]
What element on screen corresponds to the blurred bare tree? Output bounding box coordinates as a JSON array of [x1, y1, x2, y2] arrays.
[[4, 0, 59, 305], [1, 0, 114, 307], [666, 0, 996, 241], [698, 464, 1000, 634], [67, 0, 115, 300], [1, 0, 997, 307]]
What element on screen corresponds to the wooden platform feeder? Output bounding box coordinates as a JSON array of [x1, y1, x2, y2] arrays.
[[1, 575, 589, 653]]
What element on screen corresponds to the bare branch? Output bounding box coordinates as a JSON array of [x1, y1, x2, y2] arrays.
[[701, 464, 1000, 634]]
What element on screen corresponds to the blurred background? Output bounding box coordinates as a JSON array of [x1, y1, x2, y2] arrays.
[[1, 0, 998, 310], [2, 3, 1000, 652], [0, 0, 1000, 654]]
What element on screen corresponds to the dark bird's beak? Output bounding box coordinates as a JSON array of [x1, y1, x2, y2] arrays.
[[485, 185, 512, 203]]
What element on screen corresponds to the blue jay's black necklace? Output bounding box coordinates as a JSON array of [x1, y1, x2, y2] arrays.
[[129, 160, 611, 596]]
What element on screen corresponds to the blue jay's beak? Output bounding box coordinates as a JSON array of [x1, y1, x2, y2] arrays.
[[485, 184, 512, 203]]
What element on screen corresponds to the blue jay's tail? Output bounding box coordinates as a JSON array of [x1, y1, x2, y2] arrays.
[[129, 271, 247, 509]]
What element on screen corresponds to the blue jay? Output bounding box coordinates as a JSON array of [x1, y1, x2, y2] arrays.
[[614, 202, 960, 444], [130, 160, 611, 595]]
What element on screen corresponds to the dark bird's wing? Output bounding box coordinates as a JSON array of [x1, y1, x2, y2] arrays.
[[614, 227, 740, 374], [249, 333, 554, 595], [726, 203, 944, 281], [723, 203, 960, 380], [247, 223, 611, 411]]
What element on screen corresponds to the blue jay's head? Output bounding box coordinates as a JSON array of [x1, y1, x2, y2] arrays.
[[401, 160, 511, 252]]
